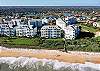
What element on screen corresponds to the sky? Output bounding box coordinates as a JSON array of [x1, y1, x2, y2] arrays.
[[0, 0, 100, 6]]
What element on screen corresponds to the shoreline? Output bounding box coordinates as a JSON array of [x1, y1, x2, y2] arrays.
[[0, 46, 100, 64]]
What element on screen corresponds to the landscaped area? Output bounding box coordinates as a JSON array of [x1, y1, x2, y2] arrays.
[[0, 37, 39, 46], [0, 37, 64, 49], [65, 36, 100, 52], [77, 23, 98, 33], [0, 36, 100, 52], [0, 21, 100, 51]]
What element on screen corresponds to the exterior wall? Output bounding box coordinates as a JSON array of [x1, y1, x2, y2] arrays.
[[16, 24, 37, 37], [65, 17, 77, 25], [0, 24, 15, 36], [42, 18, 48, 25], [56, 18, 66, 30], [64, 25, 80, 40], [64, 27, 76, 40], [56, 18, 80, 40], [42, 16, 57, 25], [16, 26, 30, 37], [12, 19, 21, 26], [28, 19, 42, 28], [0, 19, 38, 37], [41, 25, 61, 38]]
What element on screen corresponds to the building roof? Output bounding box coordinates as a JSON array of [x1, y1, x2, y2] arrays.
[[29, 19, 42, 22], [41, 25, 60, 30], [64, 25, 78, 31], [64, 13, 73, 17], [56, 18, 66, 25]]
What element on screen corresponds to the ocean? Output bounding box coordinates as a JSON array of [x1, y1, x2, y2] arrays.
[[0, 57, 99, 71], [0, 6, 100, 10]]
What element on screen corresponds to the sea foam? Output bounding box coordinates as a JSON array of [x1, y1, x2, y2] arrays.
[[0, 57, 99, 71], [0, 46, 100, 71]]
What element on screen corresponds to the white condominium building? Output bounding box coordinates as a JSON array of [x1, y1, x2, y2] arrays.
[[56, 18, 66, 30], [64, 25, 80, 40], [16, 24, 37, 37], [28, 19, 42, 28], [0, 23, 15, 36], [41, 25, 61, 38]]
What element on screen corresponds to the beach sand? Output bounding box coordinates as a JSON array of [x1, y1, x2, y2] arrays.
[[0, 47, 100, 64]]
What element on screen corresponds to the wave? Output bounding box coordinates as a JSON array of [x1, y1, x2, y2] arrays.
[[0, 57, 99, 71]]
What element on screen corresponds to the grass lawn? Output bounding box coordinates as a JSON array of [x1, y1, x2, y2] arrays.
[[46, 38, 64, 42], [0, 37, 40, 46], [81, 25, 96, 32], [0, 37, 64, 49], [78, 24, 97, 33], [10, 38, 36, 45]]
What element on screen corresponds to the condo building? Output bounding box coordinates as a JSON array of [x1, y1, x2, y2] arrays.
[[64, 25, 80, 40], [41, 25, 61, 38], [0, 23, 15, 36], [28, 19, 42, 28], [56, 18, 66, 30], [16, 24, 37, 37], [42, 16, 57, 26]]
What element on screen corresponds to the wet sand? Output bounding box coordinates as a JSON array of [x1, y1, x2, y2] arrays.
[[0, 47, 100, 64]]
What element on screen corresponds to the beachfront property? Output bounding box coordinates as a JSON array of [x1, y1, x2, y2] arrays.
[[64, 16, 77, 25], [64, 25, 80, 40], [16, 23, 37, 37], [56, 18, 67, 30], [0, 18, 40, 37], [56, 18, 80, 39], [0, 18, 21, 36], [42, 16, 57, 26], [41, 25, 61, 38], [12, 19, 21, 26], [28, 19, 42, 28], [63, 13, 77, 25], [42, 18, 48, 25], [0, 23, 15, 36], [0, 16, 80, 39]]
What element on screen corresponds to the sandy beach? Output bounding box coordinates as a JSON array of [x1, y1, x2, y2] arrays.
[[0, 46, 100, 64]]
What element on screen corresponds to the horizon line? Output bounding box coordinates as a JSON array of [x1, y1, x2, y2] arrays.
[[0, 5, 100, 7]]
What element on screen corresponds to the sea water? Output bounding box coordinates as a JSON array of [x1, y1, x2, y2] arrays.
[[0, 46, 100, 71], [0, 57, 99, 71]]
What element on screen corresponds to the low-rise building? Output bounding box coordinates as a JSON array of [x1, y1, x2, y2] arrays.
[[56, 18, 66, 30], [64, 16, 77, 25], [28, 19, 42, 28], [42, 16, 57, 26], [41, 25, 61, 38], [64, 25, 80, 40], [0, 23, 15, 36], [12, 19, 21, 26], [63, 13, 77, 25], [16, 24, 37, 37]]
